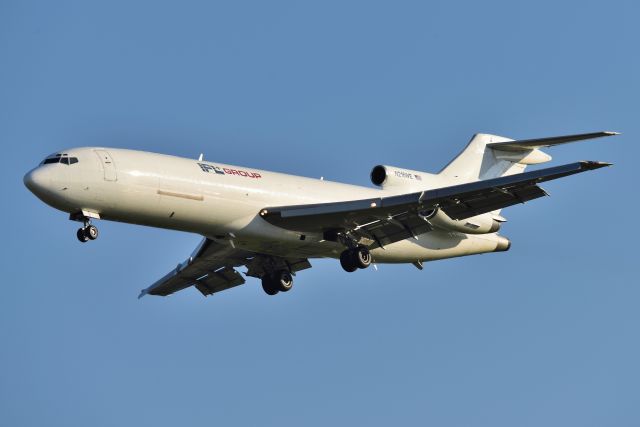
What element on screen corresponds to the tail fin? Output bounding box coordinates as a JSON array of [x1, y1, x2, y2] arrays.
[[439, 133, 525, 182], [439, 131, 618, 183]]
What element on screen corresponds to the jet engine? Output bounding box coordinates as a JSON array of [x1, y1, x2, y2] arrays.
[[370, 165, 434, 190]]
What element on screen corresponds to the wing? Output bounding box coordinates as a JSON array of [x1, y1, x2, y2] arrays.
[[260, 161, 610, 248], [139, 239, 251, 298], [139, 238, 311, 298]]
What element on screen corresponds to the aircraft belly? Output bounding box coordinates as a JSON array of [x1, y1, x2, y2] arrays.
[[229, 239, 340, 259], [220, 226, 505, 264], [204, 213, 342, 259], [370, 231, 504, 263]]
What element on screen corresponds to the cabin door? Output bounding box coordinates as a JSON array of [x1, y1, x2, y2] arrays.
[[95, 150, 117, 181]]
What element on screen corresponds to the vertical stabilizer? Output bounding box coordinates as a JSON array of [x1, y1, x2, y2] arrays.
[[438, 133, 547, 183]]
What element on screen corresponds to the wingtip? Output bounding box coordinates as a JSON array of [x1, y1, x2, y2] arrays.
[[138, 289, 148, 299], [604, 131, 621, 136], [581, 161, 613, 169]]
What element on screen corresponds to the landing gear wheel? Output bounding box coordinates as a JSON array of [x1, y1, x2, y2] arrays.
[[340, 250, 357, 272], [261, 271, 294, 295], [340, 246, 372, 272], [275, 270, 293, 292], [354, 246, 372, 269], [261, 277, 279, 295], [86, 225, 99, 240], [76, 228, 89, 243]]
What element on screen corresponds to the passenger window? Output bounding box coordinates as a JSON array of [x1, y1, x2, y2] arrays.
[[70, 157, 78, 164]]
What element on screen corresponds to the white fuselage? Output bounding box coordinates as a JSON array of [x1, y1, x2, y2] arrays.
[[24, 147, 508, 263]]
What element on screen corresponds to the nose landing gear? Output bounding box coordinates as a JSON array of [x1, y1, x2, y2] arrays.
[[70, 211, 100, 243]]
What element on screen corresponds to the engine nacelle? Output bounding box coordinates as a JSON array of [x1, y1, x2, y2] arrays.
[[370, 165, 435, 190], [419, 208, 501, 235]]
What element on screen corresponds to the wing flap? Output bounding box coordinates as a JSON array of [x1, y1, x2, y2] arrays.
[[193, 267, 245, 296], [359, 212, 433, 247], [441, 185, 547, 220]]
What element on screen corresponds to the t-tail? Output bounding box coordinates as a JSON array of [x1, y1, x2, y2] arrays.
[[438, 131, 619, 182]]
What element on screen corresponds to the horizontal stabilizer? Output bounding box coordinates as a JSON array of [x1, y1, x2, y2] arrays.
[[487, 131, 619, 152]]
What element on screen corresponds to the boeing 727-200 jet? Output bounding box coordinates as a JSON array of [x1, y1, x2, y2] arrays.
[[24, 131, 615, 297]]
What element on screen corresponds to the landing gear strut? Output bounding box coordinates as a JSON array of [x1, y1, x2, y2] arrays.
[[76, 219, 99, 243], [340, 245, 372, 272], [261, 270, 294, 295]]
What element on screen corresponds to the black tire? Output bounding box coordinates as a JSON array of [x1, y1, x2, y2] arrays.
[[76, 228, 89, 243], [275, 271, 293, 292], [354, 246, 372, 269], [261, 277, 279, 295], [86, 225, 99, 240], [340, 250, 357, 272]]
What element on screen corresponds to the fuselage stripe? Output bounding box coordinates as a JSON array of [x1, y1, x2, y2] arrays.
[[157, 189, 204, 201]]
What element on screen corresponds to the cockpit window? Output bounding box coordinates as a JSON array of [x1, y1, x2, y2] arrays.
[[41, 154, 79, 165]]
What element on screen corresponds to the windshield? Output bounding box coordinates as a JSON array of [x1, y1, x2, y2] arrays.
[[41, 154, 79, 165]]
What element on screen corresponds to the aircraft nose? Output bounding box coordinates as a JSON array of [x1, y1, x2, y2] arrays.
[[23, 167, 51, 195]]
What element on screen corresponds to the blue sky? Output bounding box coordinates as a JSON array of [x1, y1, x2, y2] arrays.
[[1, 1, 638, 425]]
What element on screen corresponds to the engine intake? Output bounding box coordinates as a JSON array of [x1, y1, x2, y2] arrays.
[[370, 165, 387, 186]]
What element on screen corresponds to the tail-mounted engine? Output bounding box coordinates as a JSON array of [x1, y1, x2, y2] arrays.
[[370, 165, 435, 191]]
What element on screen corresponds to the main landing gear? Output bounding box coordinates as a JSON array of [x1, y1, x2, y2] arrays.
[[76, 221, 99, 243], [340, 245, 372, 273], [261, 270, 294, 295]]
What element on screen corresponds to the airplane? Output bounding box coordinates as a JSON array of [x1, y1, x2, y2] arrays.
[[23, 131, 615, 298]]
